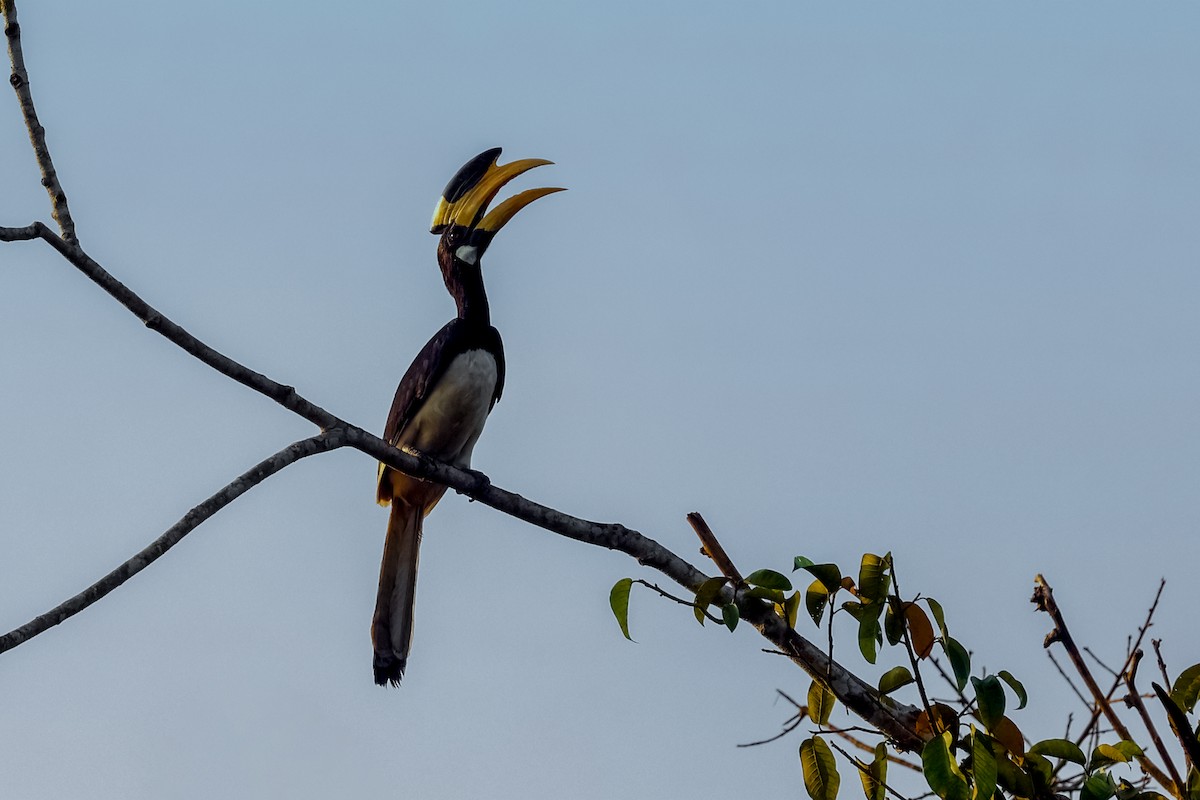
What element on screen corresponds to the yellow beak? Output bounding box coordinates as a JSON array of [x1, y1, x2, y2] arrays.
[[430, 148, 563, 237]]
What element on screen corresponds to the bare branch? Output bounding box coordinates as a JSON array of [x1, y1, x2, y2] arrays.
[[0, 432, 344, 655], [1033, 575, 1176, 794], [1056, 579, 1164, 772], [0, 221, 41, 241], [3, 225, 341, 430], [0, 24, 925, 750], [2, 0, 77, 243]]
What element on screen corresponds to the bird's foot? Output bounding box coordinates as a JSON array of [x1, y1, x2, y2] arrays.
[[460, 467, 491, 496]]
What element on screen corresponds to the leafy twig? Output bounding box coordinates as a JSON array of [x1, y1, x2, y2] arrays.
[[633, 579, 720, 623], [887, 557, 936, 730]]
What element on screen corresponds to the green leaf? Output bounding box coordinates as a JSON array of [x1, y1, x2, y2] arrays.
[[609, 578, 634, 640], [806, 579, 830, 626], [1081, 773, 1116, 800], [783, 591, 802, 628], [972, 729, 998, 800], [801, 562, 845, 594], [722, 602, 740, 632], [1023, 753, 1052, 795], [858, 553, 890, 606], [748, 586, 787, 603], [944, 636, 971, 691], [693, 576, 728, 625], [923, 731, 971, 800], [794, 555, 816, 571], [745, 568, 793, 591], [809, 679, 836, 725], [1094, 743, 1132, 765], [1187, 766, 1200, 800], [994, 754, 1034, 799], [800, 736, 842, 800], [972, 675, 1006, 731], [857, 610, 882, 664], [1028, 738, 1086, 766], [926, 597, 949, 640], [859, 743, 888, 800], [884, 599, 906, 646], [1111, 741, 1144, 759], [878, 666, 915, 695], [1166, 662, 1200, 714], [997, 670, 1027, 710], [1090, 744, 1133, 771], [1115, 780, 1141, 800]]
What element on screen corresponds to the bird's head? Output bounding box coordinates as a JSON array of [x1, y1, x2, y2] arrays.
[[430, 147, 563, 270]]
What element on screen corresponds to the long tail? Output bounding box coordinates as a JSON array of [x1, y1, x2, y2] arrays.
[[372, 501, 422, 686]]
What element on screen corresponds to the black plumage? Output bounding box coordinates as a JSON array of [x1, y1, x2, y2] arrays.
[[370, 149, 559, 686]]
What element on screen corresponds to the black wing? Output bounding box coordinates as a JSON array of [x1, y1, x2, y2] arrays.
[[382, 320, 505, 445]]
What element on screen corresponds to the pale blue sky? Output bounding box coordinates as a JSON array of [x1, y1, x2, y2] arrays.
[[2, 3, 1198, 798]]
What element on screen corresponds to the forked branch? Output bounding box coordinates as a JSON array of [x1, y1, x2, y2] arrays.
[[0, 0, 924, 752]]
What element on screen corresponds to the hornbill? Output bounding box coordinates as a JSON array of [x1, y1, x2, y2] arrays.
[[372, 148, 562, 686]]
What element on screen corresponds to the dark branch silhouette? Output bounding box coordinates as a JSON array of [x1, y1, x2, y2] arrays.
[[1, 0, 926, 751]]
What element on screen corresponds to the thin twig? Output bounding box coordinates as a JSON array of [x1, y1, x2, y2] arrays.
[[633, 579, 720, 623], [1086, 647, 1120, 679], [0, 432, 343, 654], [2, 0, 77, 243], [826, 728, 923, 773], [928, 656, 973, 710], [1124, 650, 1183, 794], [1152, 640, 1172, 688], [1047, 650, 1093, 708], [737, 712, 806, 747], [826, 739, 916, 800]]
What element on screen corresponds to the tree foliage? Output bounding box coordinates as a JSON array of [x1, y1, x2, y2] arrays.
[[614, 553, 1199, 800]]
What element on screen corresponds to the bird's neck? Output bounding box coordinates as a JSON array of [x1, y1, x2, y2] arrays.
[[447, 264, 491, 326]]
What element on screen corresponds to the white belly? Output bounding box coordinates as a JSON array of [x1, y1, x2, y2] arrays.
[[400, 349, 498, 468]]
